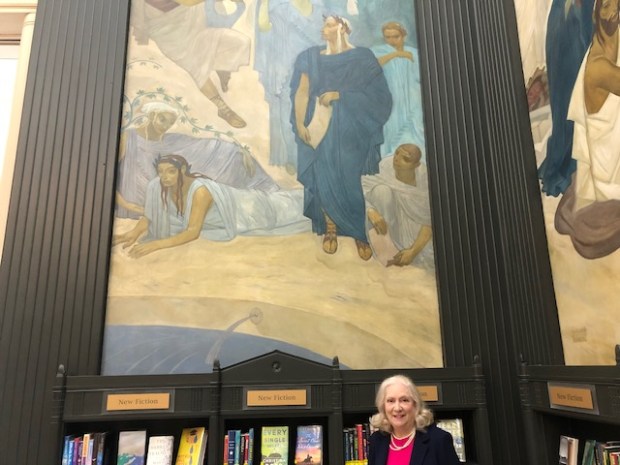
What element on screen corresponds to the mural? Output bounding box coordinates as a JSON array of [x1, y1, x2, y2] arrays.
[[514, 0, 620, 365], [102, 0, 441, 374]]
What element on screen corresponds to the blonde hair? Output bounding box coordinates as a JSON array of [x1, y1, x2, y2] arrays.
[[369, 374, 434, 433]]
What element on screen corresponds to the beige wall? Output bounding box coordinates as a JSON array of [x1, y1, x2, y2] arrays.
[[0, 1, 36, 262]]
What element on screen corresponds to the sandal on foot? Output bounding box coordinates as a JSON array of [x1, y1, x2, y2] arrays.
[[217, 106, 246, 128], [355, 239, 372, 261]]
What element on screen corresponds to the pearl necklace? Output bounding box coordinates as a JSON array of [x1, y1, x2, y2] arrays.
[[389, 430, 415, 451]]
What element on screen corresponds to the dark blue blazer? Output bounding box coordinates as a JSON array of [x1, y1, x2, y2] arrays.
[[368, 424, 461, 465]]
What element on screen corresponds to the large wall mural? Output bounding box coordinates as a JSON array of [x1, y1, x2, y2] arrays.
[[102, 0, 441, 374], [514, 0, 620, 365]]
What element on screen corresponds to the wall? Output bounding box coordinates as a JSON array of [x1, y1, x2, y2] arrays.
[[0, 1, 563, 464]]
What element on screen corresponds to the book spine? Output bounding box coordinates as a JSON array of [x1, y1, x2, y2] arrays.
[[248, 428, 254, 465], [227, 430, 236, 465], [234, 430, 241, 465], [224, 434, 229, 465]]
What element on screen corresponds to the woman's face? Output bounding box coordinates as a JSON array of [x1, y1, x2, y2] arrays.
[[383, 382, 417, 434], [321, 17, 341, 42], [157, 162, 181, 188]]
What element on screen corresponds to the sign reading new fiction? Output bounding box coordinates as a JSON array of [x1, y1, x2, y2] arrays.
[[547, 383, 598, 415], [105, 392, 172, 412], [245, 388, 309, 408]]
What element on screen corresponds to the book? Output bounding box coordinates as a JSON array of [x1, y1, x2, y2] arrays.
[[81, 433, 94, 465], [228, 430, 239, 465], [94, 432, 108, 465], [146, 436, 175, 465], [248, 428, 255, 465], [294, 425, 323, 465], [175, 427, 207, 465], [559, 435, 578, 465], [117, 430, 147, 465], [61, 435, 75, 465], [581, 439, 596, 465], [436, 419, 466, 462], [223, 434, 229, 465], [260, 426, 289, 465]]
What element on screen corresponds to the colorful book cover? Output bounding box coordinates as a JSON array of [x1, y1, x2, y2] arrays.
[[117, 430, 147, 465], [234, 430, 242, 465], [436, 419, 466, 462], [260, 426, 288, 465], [62, 435, 74, 465], [175, 427, 207, 465], [146, 435, 175, 465], [295, 425, 322, 465]]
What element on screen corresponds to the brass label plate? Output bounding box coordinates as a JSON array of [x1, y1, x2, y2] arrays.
[[105, 392, 171, 411], [417, 385, 440, 403], [246, 389, 308, 407], [548, 383, 597, 414]]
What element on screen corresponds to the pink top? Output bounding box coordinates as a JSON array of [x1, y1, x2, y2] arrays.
[[386, 435, 414, 465]]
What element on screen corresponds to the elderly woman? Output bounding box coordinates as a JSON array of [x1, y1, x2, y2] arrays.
[[368, 375, 460, 465], [116, 102, 278, 219], [291, 14, 392, 260]]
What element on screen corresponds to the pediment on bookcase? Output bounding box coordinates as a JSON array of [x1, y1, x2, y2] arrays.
[[219, 350, 339, 385]]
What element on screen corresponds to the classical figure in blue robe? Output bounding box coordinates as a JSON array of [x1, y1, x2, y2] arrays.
[[539, 0, 594, 196], [290, 19, 392, 254]]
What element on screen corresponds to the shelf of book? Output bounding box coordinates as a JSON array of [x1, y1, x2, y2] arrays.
[[54, 351, 493, 465], [519, 346, 620, 465]]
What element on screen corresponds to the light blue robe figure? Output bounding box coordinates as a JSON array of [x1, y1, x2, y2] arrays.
[[116, 129, 279, 219], [372, 43, 426, 160], [144, 177, 311, 242], [254, 0, 326, 171]]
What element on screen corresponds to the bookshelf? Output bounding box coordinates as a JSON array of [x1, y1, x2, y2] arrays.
[[54, 351, 492, 465], [519, 345, 620, 464]]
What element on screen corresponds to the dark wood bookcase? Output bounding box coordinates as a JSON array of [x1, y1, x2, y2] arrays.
[[519, 345, 620, 464], [53, 351, 493, 465]]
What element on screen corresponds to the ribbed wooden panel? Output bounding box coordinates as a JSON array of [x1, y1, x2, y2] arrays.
[[0, 0, 129, 463], [416, 0, 563, 463]]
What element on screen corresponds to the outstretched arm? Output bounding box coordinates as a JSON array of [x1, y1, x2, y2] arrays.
[[387, 224, 432, 267], [115, 192, 145, 216], [128, 185, 214, 258], [113, 217, 149, 248]]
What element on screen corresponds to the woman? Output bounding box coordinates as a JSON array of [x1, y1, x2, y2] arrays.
[[368, 375, 460, 465], [291, 14, 392, 260], [116, 102, 278, 219], [113, 154, 310, 257]]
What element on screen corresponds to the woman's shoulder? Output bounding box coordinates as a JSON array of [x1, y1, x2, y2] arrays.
[[369, 430, 389, 444], [424, 423, 453, 441]]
